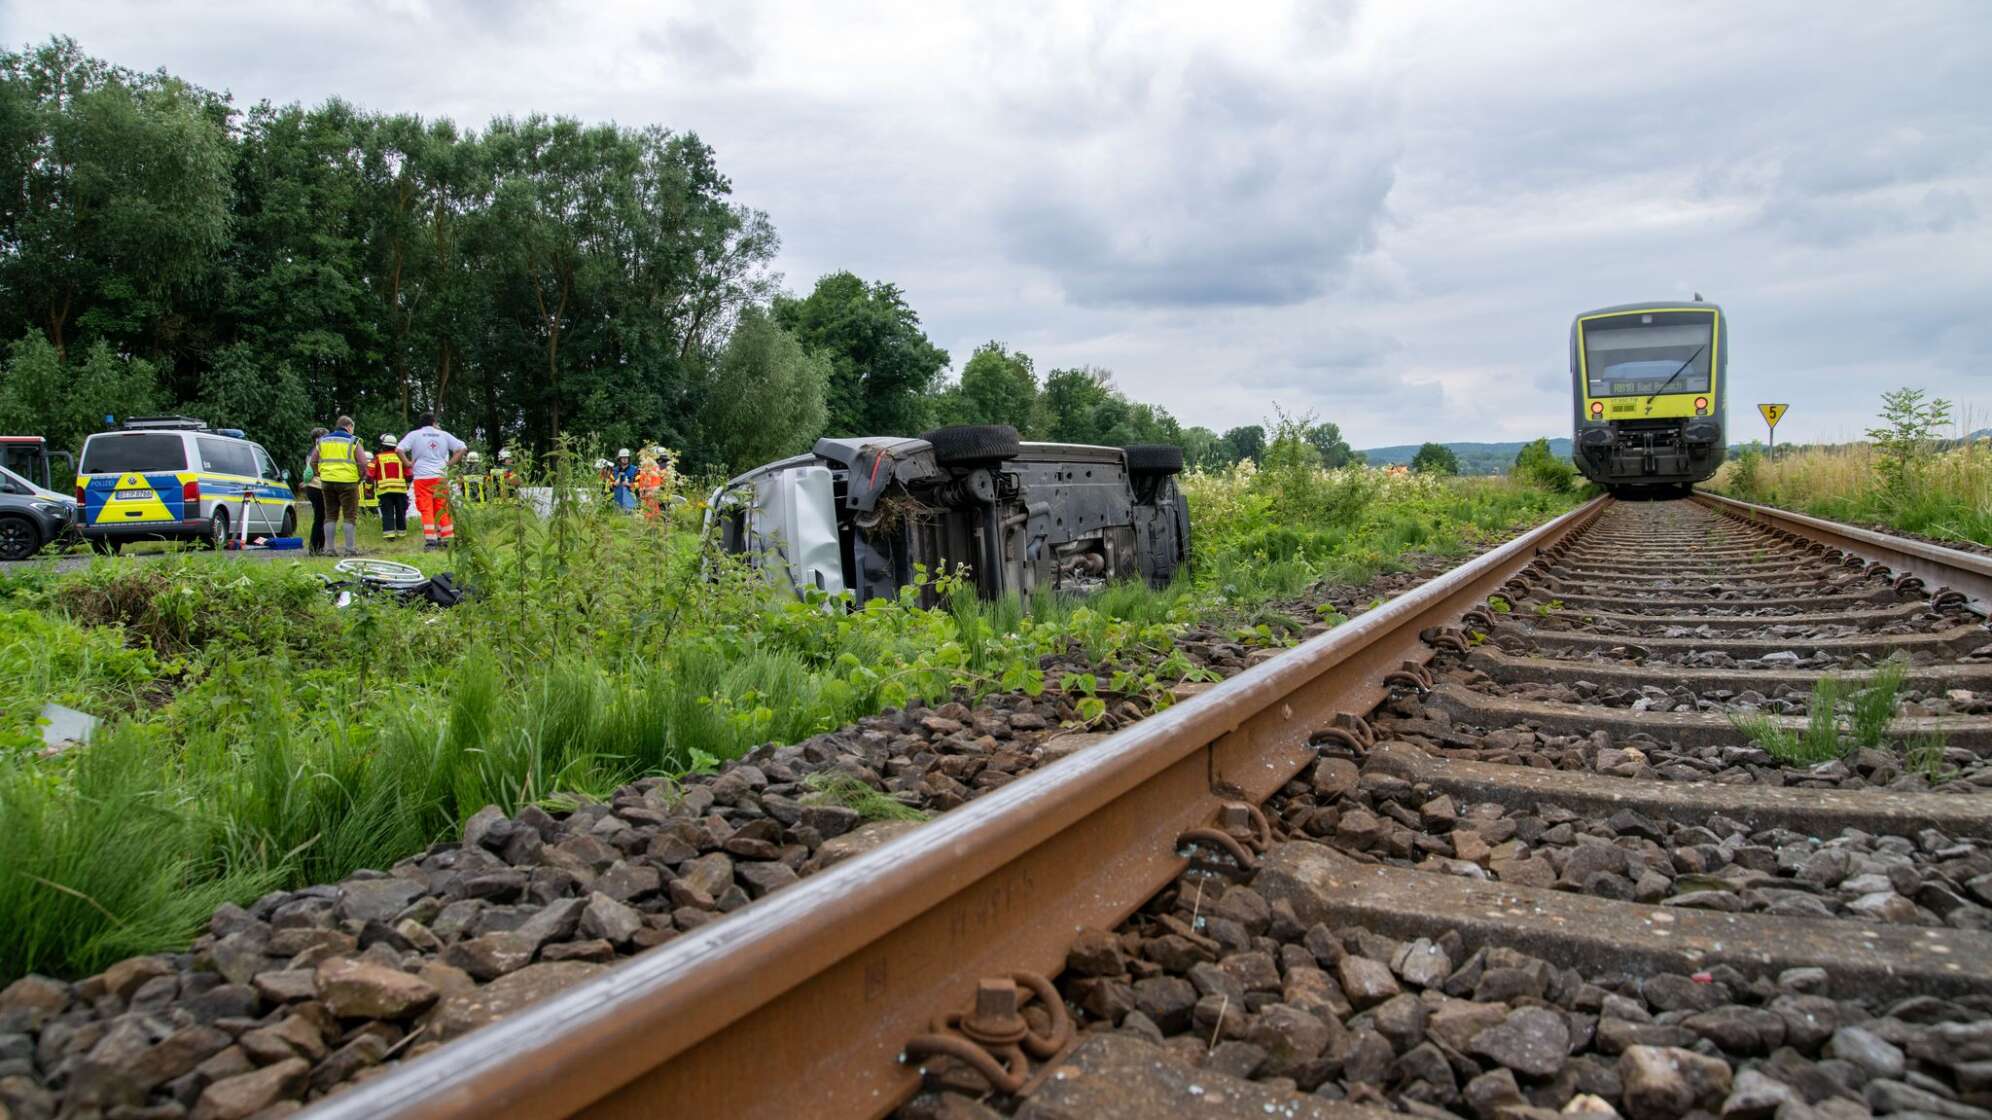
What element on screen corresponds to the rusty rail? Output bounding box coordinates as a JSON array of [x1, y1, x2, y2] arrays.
[[1695, 491, 1992, 617], [306, 496, 1609, 1120]]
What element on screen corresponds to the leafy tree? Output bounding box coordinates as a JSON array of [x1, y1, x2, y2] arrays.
[[1866, 387, 1950, 506], [0, 38, 233, 359], [220, 100, 377, 418], [775, 272, 949, 436], [1513, 437, 1576, 492], [1306, 422, 1358, 469], [1034, 367, 1115, 443], [193, 344, 313, 466], [0, 333, 160, 453], [1411, 442, 1460, 475], [952, 342, 1037, 432], [1222, 425, 1266, 465], [1033, 366, 1183, 448], [691, 307, 829, 473], [1179, 426, 1226, 470]]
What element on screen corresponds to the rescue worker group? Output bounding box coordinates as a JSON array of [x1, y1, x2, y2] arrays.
[[303, 413, 675, 556]]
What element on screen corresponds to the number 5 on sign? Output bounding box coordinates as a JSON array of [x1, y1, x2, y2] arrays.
[[1758, 403, 1789, 457]]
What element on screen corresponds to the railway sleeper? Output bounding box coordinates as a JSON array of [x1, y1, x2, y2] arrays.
[[1488, 621, 1990, 661], [1422, 682, 1992, 753], [1465, 646, 1992, 694]]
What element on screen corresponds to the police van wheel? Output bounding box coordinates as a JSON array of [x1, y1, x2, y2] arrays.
[[0, 515, 39, 561], [207, 509, 230, 550], [279, 508, 296, 537]]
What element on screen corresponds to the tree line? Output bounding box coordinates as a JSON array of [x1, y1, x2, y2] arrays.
[[0, 37, 1357, 477]]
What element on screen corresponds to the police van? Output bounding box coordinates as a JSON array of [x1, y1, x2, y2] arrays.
[[76, 417, 295, 554]]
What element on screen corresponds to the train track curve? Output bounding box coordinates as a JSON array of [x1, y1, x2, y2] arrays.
[[308, 494, 1992, 1120]]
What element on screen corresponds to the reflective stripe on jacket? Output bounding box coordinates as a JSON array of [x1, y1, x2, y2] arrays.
[[373, 451, 410, 493], [316, 434, 362, 483]]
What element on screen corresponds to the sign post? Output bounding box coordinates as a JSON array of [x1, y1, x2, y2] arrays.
[[1757, 403, 1789, 459]]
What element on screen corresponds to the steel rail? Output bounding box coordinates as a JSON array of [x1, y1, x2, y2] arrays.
[[306, 497, 1609, 1120], [1694, 491, 1992, 617]]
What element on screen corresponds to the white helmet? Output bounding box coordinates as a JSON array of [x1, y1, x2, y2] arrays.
[[466, 450, 481, 464], [616, 448, 631, 459], [380, 433, 398, 448], [497, 448, 513, 462], [594, 458, 610, 470]]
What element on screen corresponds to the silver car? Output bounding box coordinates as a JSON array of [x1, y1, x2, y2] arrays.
[[0, 464, 77, 561], [707, 425, 1191, 604]]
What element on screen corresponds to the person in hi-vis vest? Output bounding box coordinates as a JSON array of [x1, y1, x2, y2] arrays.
[[308, 416, 371, 557], [371, 434, 412, 540]]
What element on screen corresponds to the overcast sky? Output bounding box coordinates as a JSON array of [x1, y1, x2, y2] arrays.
[[7, 1, 1989, 447]]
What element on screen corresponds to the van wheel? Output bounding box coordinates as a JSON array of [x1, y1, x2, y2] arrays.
[[278, 507, 296, 536], [207, 509, 230, 550], [1123, 444, 1185, 475], [0, 515, 40, 561], [921, 425, 1021, 465]]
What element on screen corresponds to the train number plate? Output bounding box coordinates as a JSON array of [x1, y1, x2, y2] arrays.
[[114, 489, 154, 500]]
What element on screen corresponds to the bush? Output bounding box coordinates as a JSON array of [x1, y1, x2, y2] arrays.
[[1513, 438, 1577, 492]]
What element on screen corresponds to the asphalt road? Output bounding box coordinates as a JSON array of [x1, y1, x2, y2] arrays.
[[3, 544, 294, 574]]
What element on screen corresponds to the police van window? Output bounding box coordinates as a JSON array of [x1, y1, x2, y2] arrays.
[[198, 437, 259, 477], [252, 445, 279, 479], [78, 433, 189, 475]]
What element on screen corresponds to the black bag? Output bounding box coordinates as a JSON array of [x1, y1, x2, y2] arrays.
[[420, 571, 465, 607]]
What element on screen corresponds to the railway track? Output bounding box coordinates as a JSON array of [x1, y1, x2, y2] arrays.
[[298, 493, 1992, 1120]]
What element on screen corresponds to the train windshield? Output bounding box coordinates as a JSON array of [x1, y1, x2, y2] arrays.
[[1582, 310, 1714, 398]]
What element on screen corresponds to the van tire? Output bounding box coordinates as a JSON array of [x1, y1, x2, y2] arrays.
[[207, 509, 230, 550], [1123, 444, 1184, 475], [89, 536, 121, 556], [278, 507, 296, 537], [921, 425, 1021, 465], [0, 515, 40, 561]]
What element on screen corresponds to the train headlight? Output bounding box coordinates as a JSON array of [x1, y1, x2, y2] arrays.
[[1590, 401, 1604, 418], [1694, 397, 1709, 416]]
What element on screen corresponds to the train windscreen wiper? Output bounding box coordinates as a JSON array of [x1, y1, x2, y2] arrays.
[[1645, 345, 1706, 407]]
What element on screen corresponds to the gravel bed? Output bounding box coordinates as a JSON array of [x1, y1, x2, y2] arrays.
[[1264, 739, 1992, 931], [1522, 643, 1992, 675], [1373, 695, 1992, 795], [1467, 670, 1992, 718], [903, 860, 1992, 1120]]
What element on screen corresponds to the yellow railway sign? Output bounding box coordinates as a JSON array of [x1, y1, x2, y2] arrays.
[[1758, 403, 1789, 429]]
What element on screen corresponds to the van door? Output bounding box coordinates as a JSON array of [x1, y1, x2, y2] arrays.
[[251, 445, 285, 533]]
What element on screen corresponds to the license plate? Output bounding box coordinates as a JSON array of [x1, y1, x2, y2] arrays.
[[114, 489, 154, 500]]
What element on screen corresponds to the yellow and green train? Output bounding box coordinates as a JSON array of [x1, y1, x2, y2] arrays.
[[1570, 300, 1727, 493]]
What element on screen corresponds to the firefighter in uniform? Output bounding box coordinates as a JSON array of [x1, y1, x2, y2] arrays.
[[491, 447, 520, 501], [460, 451, 487, 504], [372, 434, 412, 539]]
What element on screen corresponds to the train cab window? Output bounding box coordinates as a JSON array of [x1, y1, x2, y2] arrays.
[[1582, 310, 1714, 397]]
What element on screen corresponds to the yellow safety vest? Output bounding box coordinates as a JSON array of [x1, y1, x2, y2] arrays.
[[317, 434, 361, 484]]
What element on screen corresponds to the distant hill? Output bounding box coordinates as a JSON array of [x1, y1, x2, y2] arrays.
[[1357, 438, 1571, 476]]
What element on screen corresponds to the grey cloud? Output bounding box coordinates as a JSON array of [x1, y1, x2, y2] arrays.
[[638, 18, 754, 81], [4, 0, 1988, 445]]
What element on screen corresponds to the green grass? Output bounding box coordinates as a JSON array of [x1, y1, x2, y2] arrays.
[[1728, 660, 1926, 767], [801, 772, 930, 823], [0, 447, 1582, 981]]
